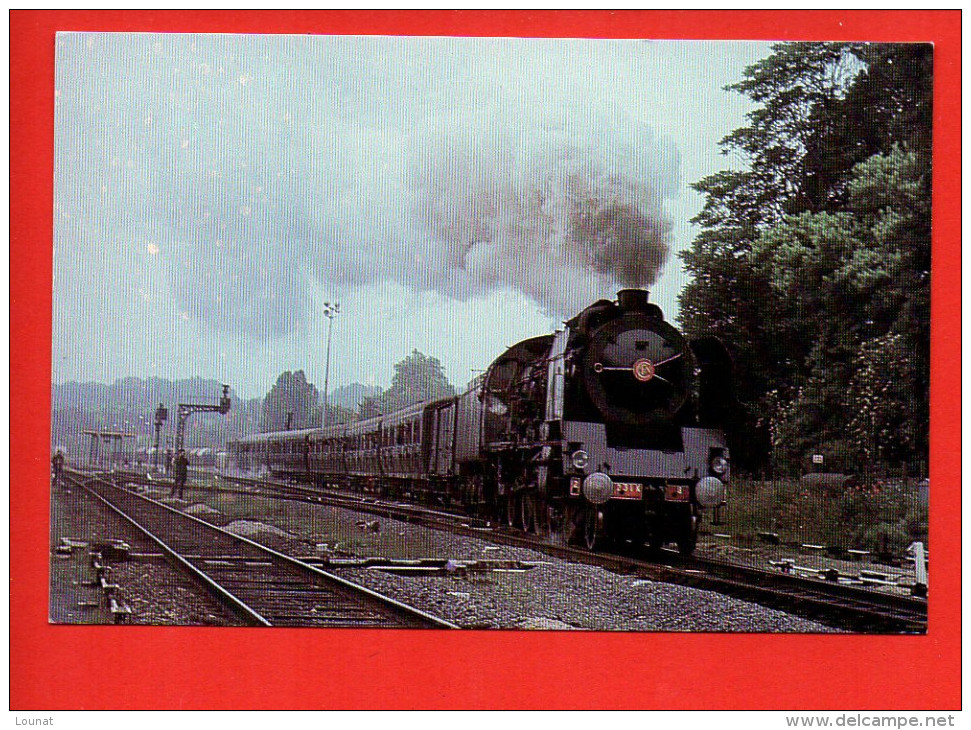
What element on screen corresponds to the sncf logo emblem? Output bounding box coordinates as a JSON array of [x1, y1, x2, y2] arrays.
[[632, 358, 655, 382]]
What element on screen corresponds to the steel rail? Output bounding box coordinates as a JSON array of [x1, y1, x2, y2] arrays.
[[211, 471, 928, 632], [104, 468, 927, 632], [68, 471, 457, 629], [72, 474, 272, 626]]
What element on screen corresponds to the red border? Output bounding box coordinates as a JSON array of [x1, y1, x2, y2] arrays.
[[10, 10, 961, 710]]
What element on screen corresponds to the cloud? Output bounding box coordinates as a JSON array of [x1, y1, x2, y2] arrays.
[[55, 33, 682, 342]]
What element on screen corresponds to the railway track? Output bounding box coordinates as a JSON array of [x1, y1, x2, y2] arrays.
[[106, 468, 928, 633], [65, 471, 456, 629]]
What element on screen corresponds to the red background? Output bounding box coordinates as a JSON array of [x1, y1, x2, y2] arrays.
[[10, 10, 961, 710]]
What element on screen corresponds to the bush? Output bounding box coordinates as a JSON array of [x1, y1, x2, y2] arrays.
[[721, 478, 927, 551], [860, 521, 911, 556]]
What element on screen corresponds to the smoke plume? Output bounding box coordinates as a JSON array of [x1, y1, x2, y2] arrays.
[[402, 113, 679, 316], [56, 34, 682, 341]]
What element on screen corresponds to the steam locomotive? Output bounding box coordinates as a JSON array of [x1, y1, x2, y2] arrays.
[[229, 289, 733, 555]]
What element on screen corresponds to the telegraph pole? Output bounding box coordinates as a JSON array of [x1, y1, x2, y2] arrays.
[[321, 301, 340, 427]]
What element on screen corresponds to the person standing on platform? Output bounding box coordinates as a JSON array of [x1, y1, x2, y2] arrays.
[[51, 451, 65, 488], [171, 449, 189, 499]]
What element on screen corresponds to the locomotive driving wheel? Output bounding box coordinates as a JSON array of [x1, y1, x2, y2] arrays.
[[523, 491, 553, 535], [504, 490, 520, 528], [521, 491, 538, 533], [583, 506, 607, 551], [676, 507, 699, 556]]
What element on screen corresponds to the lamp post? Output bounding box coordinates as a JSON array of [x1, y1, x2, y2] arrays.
[[321, 301, 340, 427]]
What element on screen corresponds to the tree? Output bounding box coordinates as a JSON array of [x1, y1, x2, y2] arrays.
[[720, 42, 865, 218], [755, 145, 930, 474], [359, 350, 455, 418], [679, 43, 931, 475], [322, 402, 356, 426], [260, 370, 322, 431]]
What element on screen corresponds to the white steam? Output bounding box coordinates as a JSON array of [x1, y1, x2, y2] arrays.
[[403, 113, 679, 314], [55, 34, 682, 341]]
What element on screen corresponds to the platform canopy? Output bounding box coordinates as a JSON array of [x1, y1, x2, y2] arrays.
[[81, 430, 138, 468], [81, 430, 137, 438]]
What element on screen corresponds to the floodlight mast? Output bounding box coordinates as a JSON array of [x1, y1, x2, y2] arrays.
[[321, 302, 340, 427]]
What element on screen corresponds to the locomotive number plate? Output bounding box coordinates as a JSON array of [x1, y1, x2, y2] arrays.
[[612, 482, 643, 499]]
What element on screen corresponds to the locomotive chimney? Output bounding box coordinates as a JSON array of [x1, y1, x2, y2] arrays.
[[617, 288, 649, 312]]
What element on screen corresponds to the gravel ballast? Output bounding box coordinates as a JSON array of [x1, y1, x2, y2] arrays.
[[51, 475, 840, 631], [178, 483, 840, 632], [49, 480, 239, 626]]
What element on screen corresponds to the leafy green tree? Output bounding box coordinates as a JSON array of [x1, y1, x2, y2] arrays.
[[755, 145, 929, 474], [719, 42, 864, 218], [322, 402, 356, 426], [679, 42, 931, 475], [359, 350, 455, 419], [261, 370, 322, 431]]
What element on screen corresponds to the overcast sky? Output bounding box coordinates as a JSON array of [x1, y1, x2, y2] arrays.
[[53, 34, 771, 399]]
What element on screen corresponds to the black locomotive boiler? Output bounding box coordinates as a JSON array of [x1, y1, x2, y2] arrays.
[[230, 289, 734, 555]]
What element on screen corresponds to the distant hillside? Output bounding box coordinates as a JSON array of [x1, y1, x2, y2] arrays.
[[328, 382, 381, 411], [50, 377, 261, 460], [53, 376, 234, 414]]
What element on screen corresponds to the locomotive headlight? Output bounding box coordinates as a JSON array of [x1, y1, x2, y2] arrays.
[[710, 455, 729, 476], [571, 450, 590, 471]]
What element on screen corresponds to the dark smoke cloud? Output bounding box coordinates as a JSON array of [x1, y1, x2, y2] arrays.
[[55, 33, 682, 341], [404, 116, 680, 315]]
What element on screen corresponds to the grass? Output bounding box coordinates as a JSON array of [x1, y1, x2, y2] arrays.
[[720, 478, 928, 555]]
